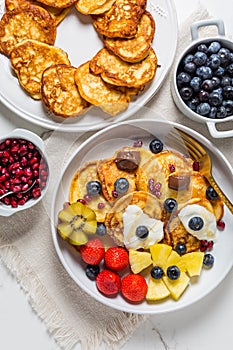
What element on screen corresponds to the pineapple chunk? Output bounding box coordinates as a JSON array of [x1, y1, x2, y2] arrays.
[[146, 276, 170, 301], [163, 272, 190, 300], [165, 250, 186, 272], [150, 243, 172, 268], [129, 249, 153, 274], [181, 252, 204, 277]]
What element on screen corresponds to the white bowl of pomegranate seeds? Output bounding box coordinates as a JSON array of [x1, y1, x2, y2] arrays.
[[171, 19, 233, 138], [0, 128, 49, 216]]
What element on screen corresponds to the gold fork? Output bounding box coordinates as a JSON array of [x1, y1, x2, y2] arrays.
[[166, 128, 233, 214]]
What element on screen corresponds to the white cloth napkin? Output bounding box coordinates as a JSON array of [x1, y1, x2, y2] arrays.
[[1, 5, 232, 350]]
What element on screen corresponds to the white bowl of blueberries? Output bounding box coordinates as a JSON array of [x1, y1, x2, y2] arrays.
[[171, 19, 233, 138]]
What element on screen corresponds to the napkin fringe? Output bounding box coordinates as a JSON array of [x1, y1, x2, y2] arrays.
[[0, 244, 146, 350]]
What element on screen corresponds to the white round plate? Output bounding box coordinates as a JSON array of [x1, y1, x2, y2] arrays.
[[0, 0, 177, 132], [50, 119, 233, 314]]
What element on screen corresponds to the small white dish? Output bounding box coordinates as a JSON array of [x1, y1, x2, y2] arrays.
[[171, 19, 233, 138], [0, 128, 50, 216]]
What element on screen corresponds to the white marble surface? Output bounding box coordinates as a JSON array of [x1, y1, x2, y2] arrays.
[[0, 1, 233, 349]]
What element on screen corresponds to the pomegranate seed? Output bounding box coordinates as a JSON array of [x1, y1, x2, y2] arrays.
[[21, 157, 28, 167], [24, 168, 33, 177], [27, 142, 35, 150], [217, 220, 225, 230], [32, 162, 39, 170], [5, 139, 11, 146], [148, 178, 155, 192], [11, 198, 18, 208], [201, 239, 208, 247], [11, 185, 21, 193], [207, 240, 214, 250], [112, 190, 118, 198], [0, 188, 5, 195], [29, 157, 38, 165], [169, 164, 176, 172], [15, 168, 23, 177], [153, 190, 161, 198], [41, 181, 47, 188], [154, 182, 162, 190], [20, 176, 28, 183], [4, 181, 11, 189], [40, 169, 48, 176], [11, 144, 19, 153], [18, 198, 27, 205], [18, 145, 28, 156], [33, 170, 39, 177], [98, 202, 105, 209], [3, 150, 10, 158], [21, 183, 29, 191], [2, 157, 8, 164], [63, 201, 70, 209], [2, 197, 10, 205], [12, 161, 20, 169], [32, 187, 41, 199], [133, 139, 143, 147], [0, 174, 7, 182], [8, 156, 14, 164], [200, 245, 207, 252], [16, 192, 23, 198], [84, 194, 92, 202], [11, 178, 21, 184], [193, 161, 200, 171], [77, 198, 86, 205], [0, 142, 6, 150], [27, 152, 33, 159]]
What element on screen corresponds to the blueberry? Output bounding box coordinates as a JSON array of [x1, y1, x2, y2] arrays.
[[223, 100, 233, 115], [196, 66, 212, 80], [149, 138, 163, 154], [188, 216, 204, 231], [209, 106, 217, 118], [211, 77, 220, 89], [193, 51, 207, 66], [215, 66, 225, 77], [114, 178, 129, 194], [208, 41, 221, 54], [182, 54, 194, 65], [209, 91, 223, 106], [196, 102, 211, 116], [218, 47, 230, 65], [201, 79, 214, 91], [203, 253, 214, 268], [221, 76, 231, 87], [216, 106, 227, 119], [86, 180, 102, 196], [226, 63, 233, 76], [85, 264, 100, 280], [167, 265, 180, 280], [207, 54, 221, 70], [135, 225, 149, 239], [151, 266, 164, 280], [164, 198, 178, 213], [206, 186, 219, 200], [175, 243, 187, 255], [187, 97, 199, 111], [96, 222, 107, 236], [197, 44, 208, 53], [179, 86, 193, 101], [198, 90, 209, 102], [184, 62, 196, 74], [229, 52, 233, 63], [177, 72, 191, 87], [190, 76, 202, 92], [222, 85, 233, 99]]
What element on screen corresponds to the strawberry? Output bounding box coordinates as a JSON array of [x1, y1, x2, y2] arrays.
[[80, 238, 105, 265], [104, 246, 129, 271], [121, 274, 148, 302], [96, 269, 121, 296]]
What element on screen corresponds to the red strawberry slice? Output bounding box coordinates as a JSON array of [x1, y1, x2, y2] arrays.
[[96, 269, 121, 296], [80, 238, 105, 265], [104, 246, 129, 271], [121, 274, 148, 302]]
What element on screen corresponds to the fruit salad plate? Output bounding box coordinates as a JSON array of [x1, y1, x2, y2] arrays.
[[50, 119, 233, 314], [0, 0, 177, 132]]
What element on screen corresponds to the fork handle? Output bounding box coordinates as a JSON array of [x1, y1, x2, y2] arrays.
[[207, 175, 233, 214]]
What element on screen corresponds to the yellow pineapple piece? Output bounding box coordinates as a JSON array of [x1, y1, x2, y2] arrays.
[[163, 272, 190, 300], [150, 243, 172, 268], [129, 249, 152, 274], [146, 276, 170, 301], [181, 252, 204, 277], [165, 250, 186, 272]]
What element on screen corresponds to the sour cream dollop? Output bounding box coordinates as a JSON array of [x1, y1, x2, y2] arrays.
[[178, 204, 217, 241], [123, 205, 164, 249]]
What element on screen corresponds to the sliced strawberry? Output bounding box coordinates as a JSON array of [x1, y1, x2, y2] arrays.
[[104, 246, 129, 271], [96, 269, 121, 296], [121, 274, 148, 302], [80, 238, 105, 265]]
